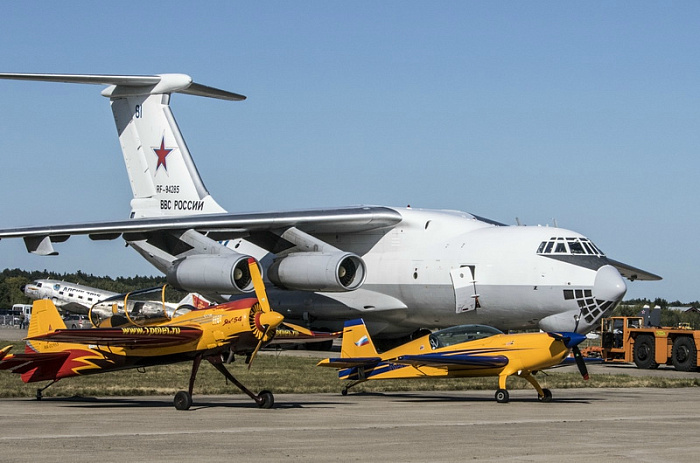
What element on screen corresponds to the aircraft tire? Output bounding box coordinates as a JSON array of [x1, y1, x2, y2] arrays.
[[671, 336, 697, 371], [495, 389, 509, 403], [633, 335, 659, 369], [538, 388, 553, 402], [257, 390, 274, 409], [174, 391, 192, 410]]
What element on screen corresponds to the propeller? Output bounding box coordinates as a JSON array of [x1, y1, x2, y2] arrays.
[[246, 258, 284, 369], [549, 331, 589, 380], [571, 344, 589, 380]]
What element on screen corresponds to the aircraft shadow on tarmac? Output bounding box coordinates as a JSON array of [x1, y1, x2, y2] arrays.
[[347, 391, 599, 405], [35, 395, 343, 410]]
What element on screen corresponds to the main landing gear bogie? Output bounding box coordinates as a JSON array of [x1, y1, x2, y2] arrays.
[[495, 388, 552, 403], [173, 353, 276, 411], [173, 389, 275, 411]]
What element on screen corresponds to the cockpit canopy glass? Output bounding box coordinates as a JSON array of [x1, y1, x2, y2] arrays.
[[429, 324, 503, 349], [536, 237, 605, 257]]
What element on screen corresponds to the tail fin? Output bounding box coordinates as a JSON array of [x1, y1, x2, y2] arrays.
[[27, 300, 66, 338], [340, 319, 379, 358], [0, 73, 244, 219]]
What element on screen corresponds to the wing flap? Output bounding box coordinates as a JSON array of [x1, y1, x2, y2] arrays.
[[27, 326, 203, 347]]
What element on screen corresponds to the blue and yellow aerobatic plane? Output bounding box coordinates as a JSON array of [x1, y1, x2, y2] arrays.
[[318, 319, 590, 403], [0, 259, 289, 410]]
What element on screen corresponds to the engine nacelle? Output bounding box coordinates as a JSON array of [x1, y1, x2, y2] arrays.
[[167, 253, 254, 294], [267, 252, 366, 292]]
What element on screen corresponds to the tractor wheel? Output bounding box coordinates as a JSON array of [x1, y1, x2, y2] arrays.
[[671, 337, 697, 371], [633, 335, 659, 369]]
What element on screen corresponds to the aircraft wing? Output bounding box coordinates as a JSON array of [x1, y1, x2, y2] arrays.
[[394, 353, 509, 369], [317, 357, 383, 369], [0, 207, 402, 255], [27, 326, 203, 348], [271, 322, 341, 345], [606, 258, 662, 281]]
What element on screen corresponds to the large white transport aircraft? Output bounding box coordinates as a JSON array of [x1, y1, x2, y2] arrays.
[[0, 73, 660, 339]]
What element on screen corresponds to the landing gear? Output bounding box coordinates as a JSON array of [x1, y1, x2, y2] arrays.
[[495, 389, 509, 403], [36, 380, 57, 401], [340, 378, 367, 396], [174, 391, 193, 410], [538, 388, 553, 403], [172, 353, 276, 410]]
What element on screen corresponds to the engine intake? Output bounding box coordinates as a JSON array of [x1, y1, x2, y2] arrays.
[[267, 252, 366, 292], [167, 253, 254, 294]]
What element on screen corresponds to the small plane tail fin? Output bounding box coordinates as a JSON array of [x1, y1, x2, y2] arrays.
[[340, 319, 379, 358], [0, 73, 245, 219], [27, 300, 66, 338]]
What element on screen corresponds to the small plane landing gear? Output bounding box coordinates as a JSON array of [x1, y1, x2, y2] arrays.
[[495, 388, 509, 403], [538, 388, 553, 403], [173, 354, 276, 410], [341, 379, 366, 396], [36, 380, 57, 401], [257, 390, 274, 409], [174, 391, 193, 411]]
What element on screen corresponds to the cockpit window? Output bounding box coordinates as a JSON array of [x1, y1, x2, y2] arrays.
[[536, 237, 605, 257], [429, 324, 503, 349]]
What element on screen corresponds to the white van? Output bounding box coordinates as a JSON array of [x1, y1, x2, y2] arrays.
[[12, 304, 32, 328]]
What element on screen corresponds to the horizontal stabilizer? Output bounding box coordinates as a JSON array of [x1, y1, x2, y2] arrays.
[[317, 357, 382, 369], [0, 73, 246, 100], [27, 326, 203, 348], [0, 351, 69, 374]]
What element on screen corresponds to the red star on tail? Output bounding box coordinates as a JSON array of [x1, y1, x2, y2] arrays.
[[153, 138, 173, 172]]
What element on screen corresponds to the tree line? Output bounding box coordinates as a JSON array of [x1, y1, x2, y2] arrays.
[[0, 268, 176, 308]]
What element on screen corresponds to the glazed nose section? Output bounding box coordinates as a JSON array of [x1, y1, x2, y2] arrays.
[[594, 264, 627, 303]]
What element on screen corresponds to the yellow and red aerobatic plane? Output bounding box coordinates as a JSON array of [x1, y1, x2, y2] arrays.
[[0, 259, 285, 410], [318, 319, 590, 403]]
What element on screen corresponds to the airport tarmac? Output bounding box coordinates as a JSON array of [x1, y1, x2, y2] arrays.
[[1, 387, 699, 462]]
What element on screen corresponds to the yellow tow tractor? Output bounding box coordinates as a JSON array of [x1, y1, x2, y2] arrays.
[[600, 316, 700, 371]]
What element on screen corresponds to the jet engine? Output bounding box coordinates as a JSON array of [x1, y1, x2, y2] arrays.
[[167, 253, 254, 294], [267, 252, 366, 292]]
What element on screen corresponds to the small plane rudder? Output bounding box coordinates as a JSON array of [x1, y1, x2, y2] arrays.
[[27, 300, 66, 338], [340, 319, 378, 358]]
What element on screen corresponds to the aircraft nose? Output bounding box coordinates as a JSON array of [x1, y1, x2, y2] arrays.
[[563, 332, 587, 348], [20, 285, 26, 293], [594, 264, 627, 303]]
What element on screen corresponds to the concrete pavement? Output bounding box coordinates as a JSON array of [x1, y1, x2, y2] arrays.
[[1, 388, 699, 462]]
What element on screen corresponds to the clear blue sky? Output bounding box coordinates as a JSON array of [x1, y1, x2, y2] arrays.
[[0, 2, 697, 302]]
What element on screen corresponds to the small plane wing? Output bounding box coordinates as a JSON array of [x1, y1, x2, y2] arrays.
[[26, 326, 203, 348], [394, 353, 509, 369], [272, 322, 341, 345], [317, 357, 383, 369], [0, 207, 402, 255]]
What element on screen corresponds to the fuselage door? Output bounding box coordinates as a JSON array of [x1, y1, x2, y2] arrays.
[[450, 265, 479, 313]]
